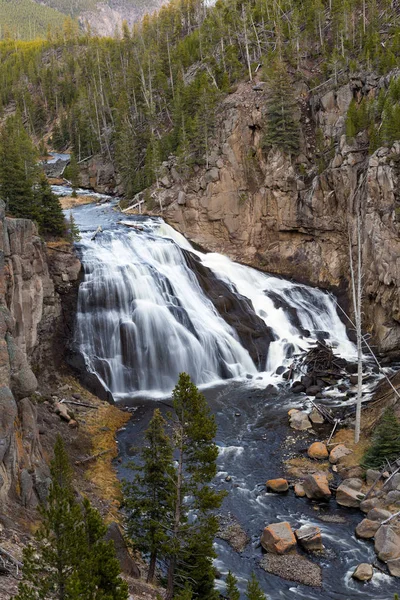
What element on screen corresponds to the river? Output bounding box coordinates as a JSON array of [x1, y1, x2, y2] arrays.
[[65, 195, 398, 600]]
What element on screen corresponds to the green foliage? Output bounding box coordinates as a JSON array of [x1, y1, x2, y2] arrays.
[[362, 408, 400, 469], [64, 152, 80, 196], [35, 172, 65, 237], [226, 571, 240, 600], [245, 572, 267, 600], [15, 435, 128, 600], [124, 373, 225, 600], [0, 0, 67, 41], [262, 59, 300, 156], [124, 408, 175, 583], [67, 212, 81, 241]]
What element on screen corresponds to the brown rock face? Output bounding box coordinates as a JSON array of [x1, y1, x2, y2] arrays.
[[0, 200, 80, 507], [266, 478, 289, 493], [307, 442, 329, 460], [133, 77, 400, 357], [302, 474, 331, 501], [336, 482, 365, 508], [260, 522, 297, 554]]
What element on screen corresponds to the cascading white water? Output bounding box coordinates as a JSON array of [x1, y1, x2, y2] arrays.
[[75, 215, 355, 399]]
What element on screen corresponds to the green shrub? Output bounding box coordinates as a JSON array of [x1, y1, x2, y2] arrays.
[[362, 407, 400, 469]]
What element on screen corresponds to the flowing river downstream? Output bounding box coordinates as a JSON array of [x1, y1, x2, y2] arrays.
[[65, 196, 398, 600]]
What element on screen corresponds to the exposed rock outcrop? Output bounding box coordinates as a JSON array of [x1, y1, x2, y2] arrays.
[[130, 74, 400, 356], [0, 200, 80, 507]]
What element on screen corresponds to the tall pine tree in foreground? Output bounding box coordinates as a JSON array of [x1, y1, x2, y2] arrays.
[[124, 408, 175, 583], [35, 172, 65, 237], [362, 407, 400, 469], [124, 373, 225, 600], [15, 435, 128, 600]]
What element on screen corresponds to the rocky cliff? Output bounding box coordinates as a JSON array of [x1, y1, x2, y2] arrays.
[[0, 200, 80, 508], [127, 73, 400, 357]]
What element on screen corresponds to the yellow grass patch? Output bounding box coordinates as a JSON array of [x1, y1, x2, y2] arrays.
[[60, 195, 97, 209]]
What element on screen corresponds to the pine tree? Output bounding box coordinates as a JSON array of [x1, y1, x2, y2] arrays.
[[68, 212, 81, 242], [245, 572, 267, 600], [15, 435, 83, 600], [124, 409, 175, 583], [15, 436, 128, 600], [262, 59, 300, 155], [65, 152, 80, 197], [226, 571, 240, 600], [166, 373, 225, 600], [35, 172, 65, 237], [173, 584, 193, 600], [362, 407, 400, 469], [0, 114, 39, 221], [68, 498, 128, 600]]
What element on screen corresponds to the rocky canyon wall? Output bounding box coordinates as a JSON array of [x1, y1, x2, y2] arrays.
[[129, 74, 400, 357], [0, 200, 80, 508]]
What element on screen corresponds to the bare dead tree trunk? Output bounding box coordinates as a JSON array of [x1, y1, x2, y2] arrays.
[[349, 214, 363, 444]]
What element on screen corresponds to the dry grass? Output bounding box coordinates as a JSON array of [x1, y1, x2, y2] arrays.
[[60, 195, 97, 209], [330, 428, 368, 469], [60, 376, 130, 521]]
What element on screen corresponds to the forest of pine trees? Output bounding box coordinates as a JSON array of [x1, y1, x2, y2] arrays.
[[0, 0, 398, 205]]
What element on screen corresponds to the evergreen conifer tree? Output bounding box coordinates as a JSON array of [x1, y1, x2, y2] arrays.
[[166, 373, 225, 600], [66, 152, 80, 198], [68, 212, 81, 242], [262, 59, 300, 155], [15, 436, 128, 600], [245, 572, 267, 600], [35, 172, 65, 237], [362, 407, 400, 469], [124, 408, 175, 583], [226, 571, 240, 600], [0, 114, 39, 221]]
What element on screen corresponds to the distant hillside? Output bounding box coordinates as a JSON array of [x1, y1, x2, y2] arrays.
[[0, 0, 165, 40], [0, 0, 64, 39]]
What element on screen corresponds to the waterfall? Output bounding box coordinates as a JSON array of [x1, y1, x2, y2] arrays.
[[74, 215, 355, 399]]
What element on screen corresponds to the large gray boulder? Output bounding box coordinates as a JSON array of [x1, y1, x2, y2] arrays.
[[302, 474, 331, 501], [336, 481, 365, 508], [355, 519, 381, 539], [352, 563, 373, 581], [374, 525, 400, 562]]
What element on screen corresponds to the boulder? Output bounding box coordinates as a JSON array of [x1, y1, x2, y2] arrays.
[[307, 442, 329, 460], [266, 478, 289, 493], [105, 522, 140, 577], [352, 563, 373, 582], [289, 410, 312, 431], [260, 522, 297, 554], [177, 191, 186, 206], [366, 469, 382, 486], [294, 483, 306, 497], [309, 408, 324, 424], [367, 508, 392, 522], [329, 444, 352, 465], [386, 490, 400, 505], [355, 519, 381, 539], [336, 482, 365, 508], [302, 474, 331, 501], [343, 478, 363, 491], [305, 386, 321, 396], [54, 402, 71, 422], [384, 473, 400, 492], [374, 525, 400, 562], [291, 383, 306, 394], [387, 557, 400, 577], [295, 525, 323, 551], [360, 497, 382, 513]]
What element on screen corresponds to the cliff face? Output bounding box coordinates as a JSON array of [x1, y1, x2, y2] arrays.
[[131, 75, 400, 356], [0, 200, 80, 507]]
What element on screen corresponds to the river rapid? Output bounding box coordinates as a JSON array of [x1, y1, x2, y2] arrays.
[[65, 195, 398, 600]]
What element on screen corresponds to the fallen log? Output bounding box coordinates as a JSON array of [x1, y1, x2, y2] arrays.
[[60, 399, 98, 410], [75, 449, 112, 466], [91, 225, 102, 241]]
